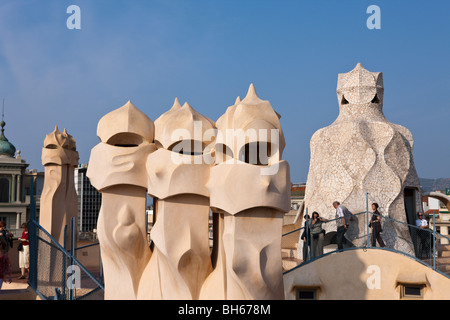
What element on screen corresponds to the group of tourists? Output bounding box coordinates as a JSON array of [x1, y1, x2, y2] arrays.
[[301, 200, 433, 261], [0, 222, 30, 290], [301, 201, 391, 261]]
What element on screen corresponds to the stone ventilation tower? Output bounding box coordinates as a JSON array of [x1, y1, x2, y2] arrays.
[[304, 63, 421, 253], [88, 86, 291, 300], [40, 126, 79, 248], [200, 84, 291, 300], [141, 99, 216, 300], [87, 101, 156, 300]]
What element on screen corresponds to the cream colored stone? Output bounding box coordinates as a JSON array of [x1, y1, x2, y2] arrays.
[[87, 101, 155, 300], [140, 101, 215, 300], [207, 160, 290, 215], [154, 98, 216, 152], [215, 84, 285, 164], [97, 100, 154, 145], [88, 87, 290, 300], [200, 84, 290, 300], [284, 249, 450, 300], [39, 126, 79, 293]]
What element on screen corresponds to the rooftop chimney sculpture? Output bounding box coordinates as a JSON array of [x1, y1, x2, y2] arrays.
[[87, 101, 156, 299], [40, 126, 79, 248], [200, 84, 290, 299], [304, 63, 421, 254], [140, 100, 216, 299], [87, 85, 291, 300]]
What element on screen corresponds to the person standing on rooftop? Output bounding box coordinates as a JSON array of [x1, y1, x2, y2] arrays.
[[333, 201, 353, 250]]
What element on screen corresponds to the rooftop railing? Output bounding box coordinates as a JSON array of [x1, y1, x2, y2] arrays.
[[28, 218, 104, 300], [282, 201, 450, 278]]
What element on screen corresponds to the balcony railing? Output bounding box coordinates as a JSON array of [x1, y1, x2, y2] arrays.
[[282, 205, 450, 278]]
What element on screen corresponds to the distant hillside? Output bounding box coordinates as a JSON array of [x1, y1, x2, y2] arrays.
[[420, 178, 450, 193]]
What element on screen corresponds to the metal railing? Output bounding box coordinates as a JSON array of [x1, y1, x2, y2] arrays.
[[282, 202, 450, 278], [28, 218, 104, 300]]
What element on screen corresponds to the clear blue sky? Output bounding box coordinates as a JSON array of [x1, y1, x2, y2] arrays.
[[0, 0, 448, 182]]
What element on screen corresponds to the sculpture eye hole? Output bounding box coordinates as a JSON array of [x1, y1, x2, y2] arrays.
[[169, 140, 204, 156], [215, 144, 233, 163], [341, 96, 349, 105], [371, 94, 381, 104], [239, 142, 272, 166], [106, 133, 142, 147]]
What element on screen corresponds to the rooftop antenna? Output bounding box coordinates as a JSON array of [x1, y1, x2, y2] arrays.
[[1, 99, 4, 135]]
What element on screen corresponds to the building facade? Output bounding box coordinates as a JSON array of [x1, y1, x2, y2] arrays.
[[74, 164, 102, 233], [0, 120, 42, 235]]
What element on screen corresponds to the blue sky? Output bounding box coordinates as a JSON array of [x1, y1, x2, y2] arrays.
[[0, 0, 448, 182]]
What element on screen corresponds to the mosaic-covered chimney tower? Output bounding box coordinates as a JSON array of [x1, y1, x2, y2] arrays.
[[304, 63, 421, 254]]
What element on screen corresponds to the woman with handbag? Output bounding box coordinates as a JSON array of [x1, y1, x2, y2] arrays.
[[309, 212, 328, 259], [370, 203, 385, 247], [18, 223, 29, 280]]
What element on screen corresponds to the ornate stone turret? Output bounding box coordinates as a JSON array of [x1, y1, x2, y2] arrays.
[[87, 91, 291, 300], [305, 63, 421, 253], [154, 98, 216, 152], [215, 84, 285, 165], [40, 126, 79, 247], [201, 84, 290, 300], [140, 100, 215, 300], [87, 101, 156, 300]]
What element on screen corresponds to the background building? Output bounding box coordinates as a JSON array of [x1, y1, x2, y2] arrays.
[[75, 164, 102, 234], [422, 191, 450, 244], [24, 169, 44, 223], [283, 183, 305, 225], [290, 183, 305, 210], [0, 120, 43, 236]]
